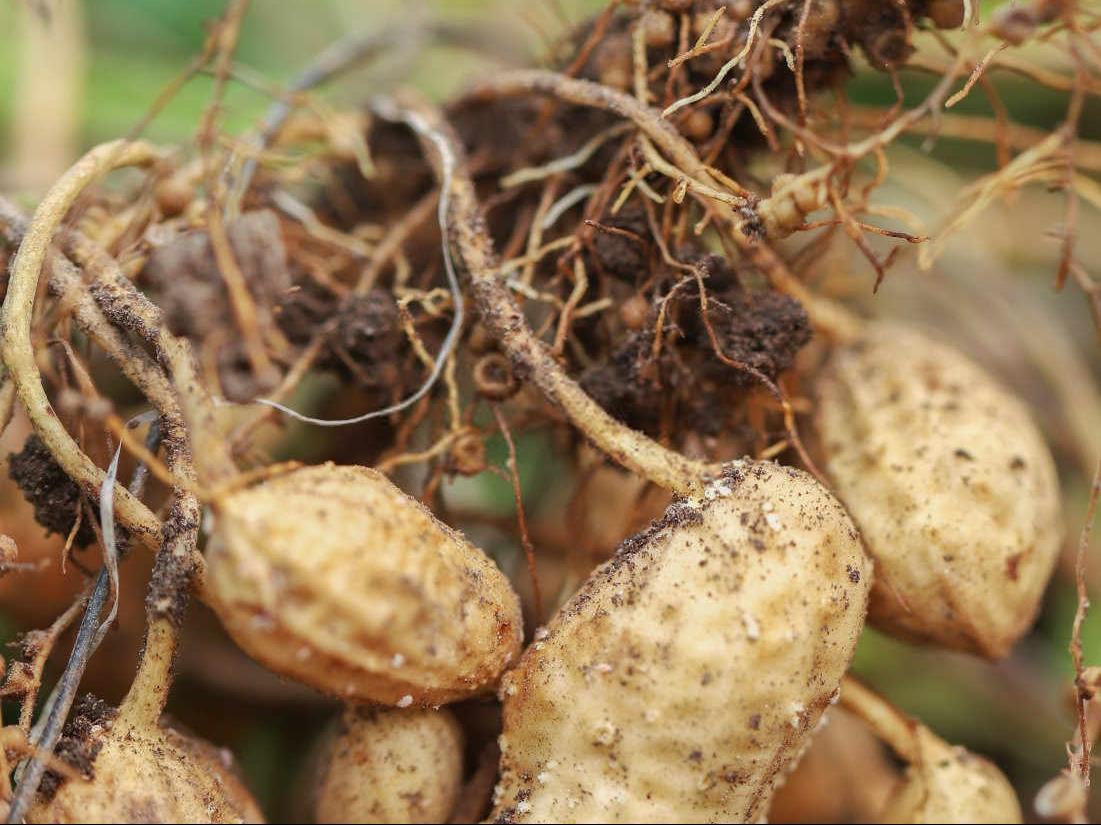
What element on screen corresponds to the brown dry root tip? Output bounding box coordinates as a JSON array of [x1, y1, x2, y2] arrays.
[[205, 463, 523, 706], [393, 94, 715, 497], [814, 322, 1063, 658], [27, 699, 263, 824], [839, 678, 1023, 824], [473, 353, 520, 401], [490, 461, 870, 823], [308, 706, 464, 824], [0, 139, 164, 547]]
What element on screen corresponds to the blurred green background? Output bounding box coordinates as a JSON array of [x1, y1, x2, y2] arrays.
[[0, 1, 1099, 822]]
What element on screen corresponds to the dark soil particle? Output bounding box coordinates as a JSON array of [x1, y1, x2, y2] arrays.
[[8, 435, 95, 546], [580, 258, 811, 436], [588, 207, 651, 282], [707, 290, 812, 385], [146, 500, 199, 628], [277, 281, 405, 390], [39, 694, 117, 801]]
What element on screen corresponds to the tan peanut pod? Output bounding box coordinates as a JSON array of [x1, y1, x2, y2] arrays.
[[880, 727, 1022, 824], [28, 717, 263, 824], [206, 463, 523, 706], [841, 679, 1021, 824], [490, 460, 871, 823], [815, 322, 1062, 658], [310, 706, 463, 824]]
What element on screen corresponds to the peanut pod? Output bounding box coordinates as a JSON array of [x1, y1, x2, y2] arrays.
[[491, 460, 870, 823]]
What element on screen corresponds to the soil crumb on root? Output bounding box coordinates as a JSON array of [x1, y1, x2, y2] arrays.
[[7, 435, 95, 546], [581, 282, 811, 435], [277, 283, 405, 390], [39, 694, 118, 801], [708, 290, 812, 386]]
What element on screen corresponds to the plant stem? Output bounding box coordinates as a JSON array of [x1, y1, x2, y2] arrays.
[[0, 140, 163, 545]]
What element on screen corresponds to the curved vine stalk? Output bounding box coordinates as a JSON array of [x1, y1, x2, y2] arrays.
[[0, 140, 165, 545]]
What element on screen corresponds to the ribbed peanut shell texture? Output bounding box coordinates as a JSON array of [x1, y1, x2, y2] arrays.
[[207, 464, 523, 705], [313, 706, 463, 824], [815, 323, 1062, 657], [881, 726, 1022, 824], [490, 461, 871, 823], [28, 723, 263, 824]]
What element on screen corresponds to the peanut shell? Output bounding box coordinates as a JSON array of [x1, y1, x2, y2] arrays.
[[311, 706, 463, 824], [815, 323, 1062, 657], [206, 463, 523, 705], [490, 460, 870, 823]]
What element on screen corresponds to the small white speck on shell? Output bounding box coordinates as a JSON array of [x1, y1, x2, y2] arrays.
[[743, 612, 761, 641], [397, 694, 413, 708], [391, 653, 405, 668]]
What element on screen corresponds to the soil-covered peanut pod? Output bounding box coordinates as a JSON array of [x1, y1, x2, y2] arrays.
[[27, 700, 263, 824], [309, 705, 463, 824], [815, 322, 1062, 658], [490, 460, 870, 823], [206, 463, 523, 706]]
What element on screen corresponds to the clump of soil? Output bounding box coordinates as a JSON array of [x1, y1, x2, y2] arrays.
[[140, 209, 290, 402], [39, 694, 118, 800], [141, 209, 290, 341], [8, 435, 95, 546], [705, 288, 812, 384], [276, 282, 405, 391], [587, 207, 652, 283], [581, 251, 811, 437]]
